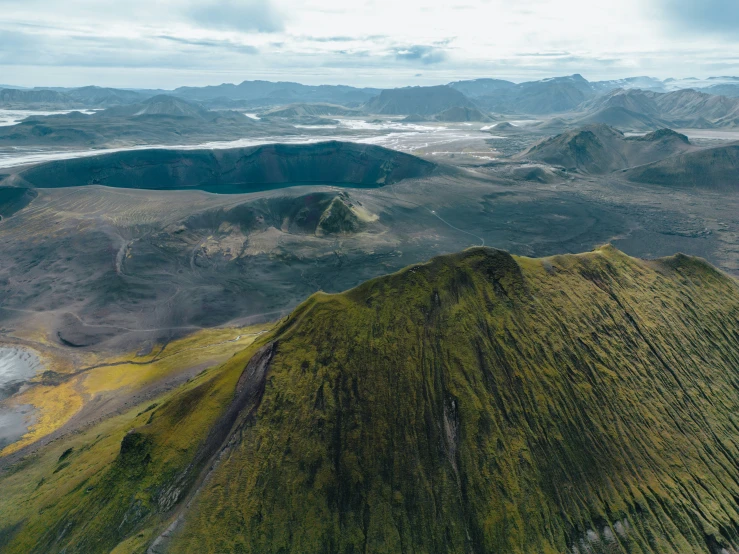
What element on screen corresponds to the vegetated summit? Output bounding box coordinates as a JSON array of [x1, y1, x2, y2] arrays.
[[13, 141, 437, 192], [3, 245, 739, 553]]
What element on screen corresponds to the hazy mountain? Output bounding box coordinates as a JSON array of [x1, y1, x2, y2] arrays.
[[65, 86, 146, 107], [97, 94, 218, 119], [573, 106, 669, 131], [0, 88, 76, 109], [259, 103, 359, 119], [484, 121, 526, 134], [519, 124, 694, 174], [0, 86, 152, 109], [625, 143, 739, 189], [0, 95, 264, 147], [653, 89, 739, 127], [433, 106, 494, 122], [474, 74, 596, 114], [4, 246, 739, 553], [174, 80, 381, 107], [447, 78, 516, 97], [591, 76, 667, 92], [701, 84, 739, 98], [363, 85, 478, 115], [578, 88, 661, 116], [577, 88, 739, 129]]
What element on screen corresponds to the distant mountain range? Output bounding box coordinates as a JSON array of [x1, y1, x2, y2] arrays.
[[172, 80, 382, 109], [0, 95, 273, 147], [2, 75, 739, 112], [3, 75, 739, 133]]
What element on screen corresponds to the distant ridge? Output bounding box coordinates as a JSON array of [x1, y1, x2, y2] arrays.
[[519, 124, 694, 174], [625, 143, 739, 188], [363, 85, 478, 115]]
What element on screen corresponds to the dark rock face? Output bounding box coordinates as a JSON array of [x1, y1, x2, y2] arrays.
[[16, 141, 436, 193]]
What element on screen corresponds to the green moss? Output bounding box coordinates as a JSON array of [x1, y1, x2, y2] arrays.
[[4, 246, 739, 553], [0, 339, 270, 554], [174, 246, 739, 553]]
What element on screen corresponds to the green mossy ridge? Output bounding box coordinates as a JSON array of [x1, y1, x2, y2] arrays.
[[174, 246, 739, 554], [2, 245, 739, 553]]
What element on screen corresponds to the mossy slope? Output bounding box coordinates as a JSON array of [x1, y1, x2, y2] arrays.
[[175, 246, 739, 553], [4, 246, 739, 554]]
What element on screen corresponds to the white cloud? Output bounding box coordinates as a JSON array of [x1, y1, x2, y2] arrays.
[[188, 0, 285, 33], [0, 0, 738, 88]]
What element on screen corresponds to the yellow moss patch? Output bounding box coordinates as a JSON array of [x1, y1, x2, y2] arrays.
[[1, 324, 272, 457]]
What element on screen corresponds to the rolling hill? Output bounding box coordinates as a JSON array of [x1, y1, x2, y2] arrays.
[[0, 95, 267, 147], [572, 106, 668, 131], [259, 103, 358, 119], [2, 246, 739, 553], [578, 88, 739, 129], [625, 143, 739, 189], [518, 124, 694, 174], [433, 106, 494, 122]]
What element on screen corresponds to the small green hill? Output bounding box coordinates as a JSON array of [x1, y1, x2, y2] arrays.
[[3, 246, 739, 553]]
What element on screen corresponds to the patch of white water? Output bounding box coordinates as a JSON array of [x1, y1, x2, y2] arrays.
[[0, 120, 507, 169], [0, 108, 97, 127], [0, 347, 42, 400], [0, 347, 42, 450]]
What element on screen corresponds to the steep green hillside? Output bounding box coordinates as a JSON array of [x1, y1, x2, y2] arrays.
[[174, 246, 739, 554], [3, 245, 739, 553]]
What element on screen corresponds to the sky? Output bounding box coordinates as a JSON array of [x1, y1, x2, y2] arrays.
[[0, 0, 738, 89]]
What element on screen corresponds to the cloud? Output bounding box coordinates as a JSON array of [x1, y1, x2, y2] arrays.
[[394, 45, 447, 65], [157, 35, 259, 54], [188, 0, 284, 33], [0, 29, 47, 64], [657, 0, 739, 36]]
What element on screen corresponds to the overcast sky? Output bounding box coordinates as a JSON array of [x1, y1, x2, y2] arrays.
[[1, 0, 738, 89]]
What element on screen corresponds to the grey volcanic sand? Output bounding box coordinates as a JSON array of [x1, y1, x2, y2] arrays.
[[0, 347, 42, 449]]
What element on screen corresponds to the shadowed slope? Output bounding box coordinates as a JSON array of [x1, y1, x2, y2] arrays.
[[626, 144, 739, 189], [13, 142, 437, 193]]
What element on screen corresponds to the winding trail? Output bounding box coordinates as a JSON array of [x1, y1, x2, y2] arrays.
[[69, 329, 270, 378]]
